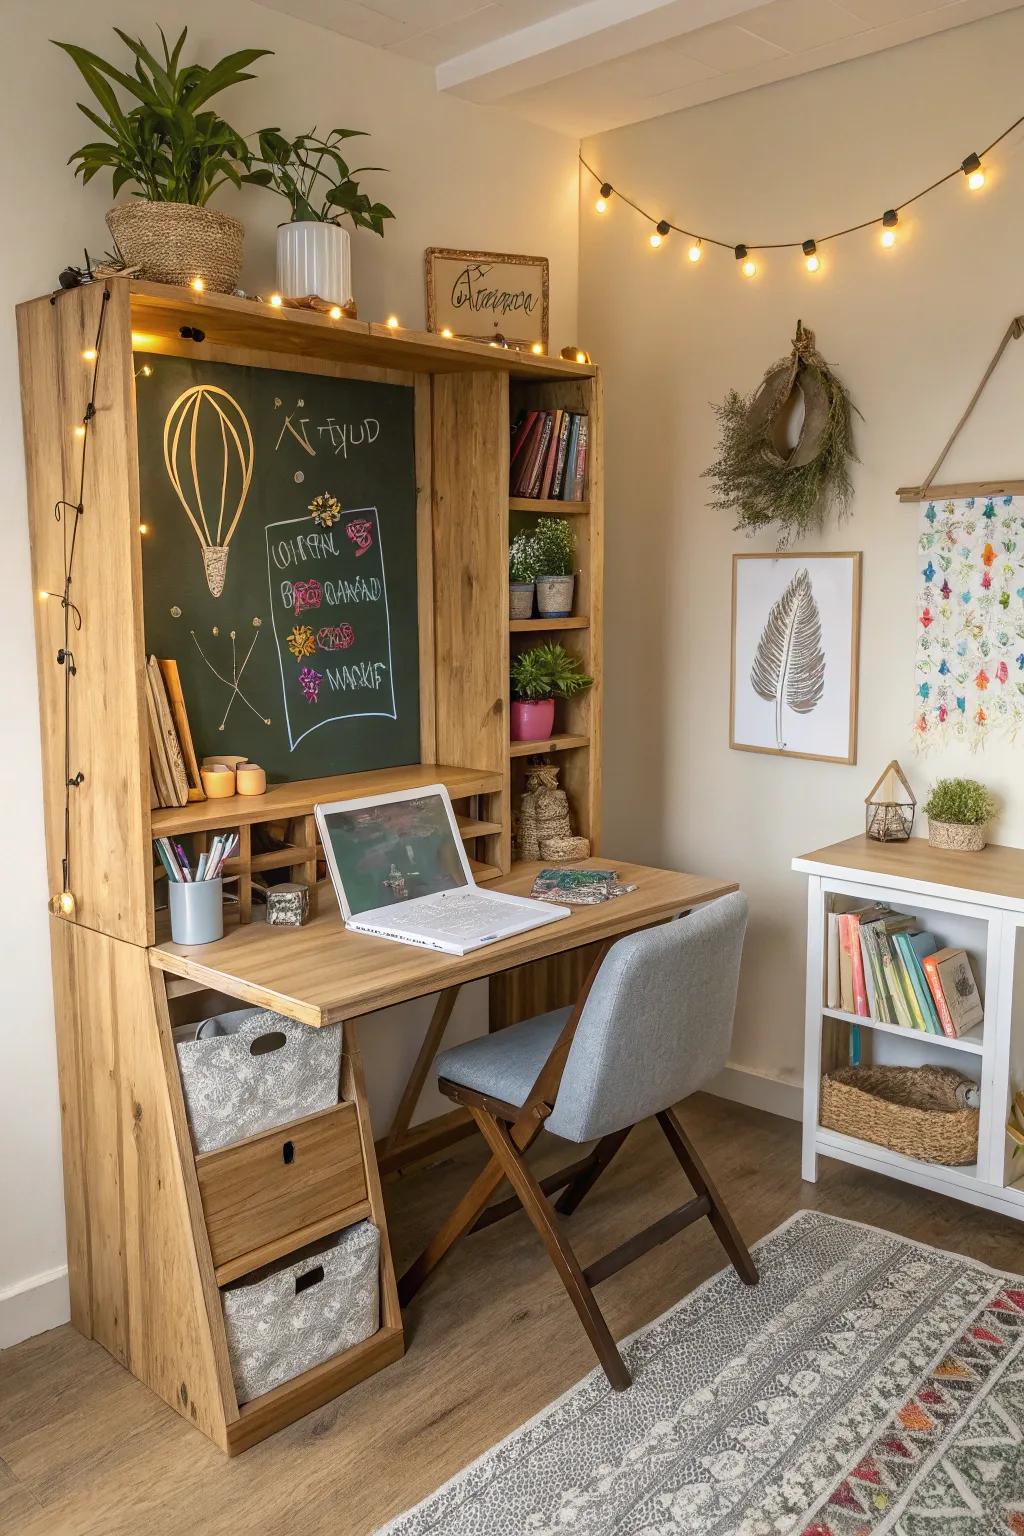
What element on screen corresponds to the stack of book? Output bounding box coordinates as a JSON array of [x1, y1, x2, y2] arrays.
[[826, 904, 984, 1040], [510, 409, 589, 501]]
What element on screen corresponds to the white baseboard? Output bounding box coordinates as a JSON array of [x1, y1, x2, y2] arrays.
[[0, 1265, 70, 1350], [708, 1062, 802, 1122]]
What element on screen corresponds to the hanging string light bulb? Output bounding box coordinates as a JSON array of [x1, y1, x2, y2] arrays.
[[880, 209, 898, 247], [802, 239, 820, 274], [595, 182, 612, 213], [735, 244, 757, 278], [649, 219, 670, 249], [687, 239, 702, 263], [962, 152, 985, 190]]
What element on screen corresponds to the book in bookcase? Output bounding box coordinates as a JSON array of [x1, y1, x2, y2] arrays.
[[509, 408, 589, 499], [923, 949, 984, 1039]]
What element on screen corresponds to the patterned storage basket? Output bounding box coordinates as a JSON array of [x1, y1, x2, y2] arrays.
[[174, 1007, 342, 1153], [820, 1064, 979, 1166], [222, 1222, 380, 1404]]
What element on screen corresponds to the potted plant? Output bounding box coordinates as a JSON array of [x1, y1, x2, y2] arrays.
[[924, 778, 996, 852], [509, 529, 540, 620], [243, 127, 394, 308], [56, 28, 269, 292], [532, 516, 576, 618], [510, 641, 593, 742]]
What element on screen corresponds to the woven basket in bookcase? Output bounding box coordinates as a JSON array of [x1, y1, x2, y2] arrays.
[[820, 1065, 979, 1166]]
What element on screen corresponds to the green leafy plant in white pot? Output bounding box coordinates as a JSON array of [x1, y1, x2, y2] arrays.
[[55, 27, 269, 292], [509, 530, 540, 620], [532, 516, 576, 618], [243, 127, 394, 308], [924, 777, 996, 853]]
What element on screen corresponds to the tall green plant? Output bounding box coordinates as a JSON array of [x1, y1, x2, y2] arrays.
[[242, 127, 394, 233], [54, 27, 269, 204]]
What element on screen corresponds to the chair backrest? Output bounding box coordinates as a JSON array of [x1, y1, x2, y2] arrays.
[[546, 892, 748, 1144]]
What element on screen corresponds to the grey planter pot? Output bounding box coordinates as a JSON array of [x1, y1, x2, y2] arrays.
[[510, 581, 535, 619], [536, 573, 574, 618]]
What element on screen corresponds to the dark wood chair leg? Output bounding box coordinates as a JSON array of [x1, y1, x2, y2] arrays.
[[555, 1127, 632, 1216], [656, 1107, 758, 1287], [470, 1107, 632, 1391], [398, 1117, 545, 1306]]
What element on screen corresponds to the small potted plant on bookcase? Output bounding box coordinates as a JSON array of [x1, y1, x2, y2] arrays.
[[924, 777, 996, 852], [533, 516, 576, 618], [509, 529, 540, 620], [510, 641, 592, 742]]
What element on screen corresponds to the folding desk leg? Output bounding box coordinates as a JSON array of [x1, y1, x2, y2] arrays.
[[383, 986, 461, 1157]]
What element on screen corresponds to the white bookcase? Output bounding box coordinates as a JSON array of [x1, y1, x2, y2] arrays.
[[793, 834, 1024, 1221]]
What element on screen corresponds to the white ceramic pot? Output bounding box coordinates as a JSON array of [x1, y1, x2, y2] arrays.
[[276, 220, 352, 305]]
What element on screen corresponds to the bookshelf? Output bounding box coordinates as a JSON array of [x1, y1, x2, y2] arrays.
[[794, 835, 1024, 1221], [18, 279, 602, 1451]]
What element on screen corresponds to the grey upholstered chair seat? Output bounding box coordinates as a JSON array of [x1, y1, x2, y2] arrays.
[[436, 1007, 570, 1110]]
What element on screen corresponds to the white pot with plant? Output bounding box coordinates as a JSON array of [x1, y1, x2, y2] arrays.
[[244, 128, 394, 309], [56, 27, 268, 292], [924, 778, 996, 853], [509, 530, 539, 620], [533, 516, 576, 618]]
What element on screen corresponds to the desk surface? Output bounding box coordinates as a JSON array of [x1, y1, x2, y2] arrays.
[[150, 859, 737, 1026]]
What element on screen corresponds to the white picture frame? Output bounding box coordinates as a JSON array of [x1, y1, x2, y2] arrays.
[[730, 552, 861, 764]]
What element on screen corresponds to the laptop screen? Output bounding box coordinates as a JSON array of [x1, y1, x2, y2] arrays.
[[320, 792, 469, 916]]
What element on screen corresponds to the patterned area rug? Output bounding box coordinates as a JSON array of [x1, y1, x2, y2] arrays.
[[379, 1211, 1024, 1535]]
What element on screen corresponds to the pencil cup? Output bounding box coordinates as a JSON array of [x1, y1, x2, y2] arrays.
[[169, 878, 224, 945]]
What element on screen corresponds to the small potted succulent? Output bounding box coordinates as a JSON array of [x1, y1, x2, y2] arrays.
[[56, 27, 269, 292], [533, 516, 576, 618], [243, 126, 394, 308], [510, 641, 593, 743], [509, 529, 540, 620], [924, 778, 996, 852]]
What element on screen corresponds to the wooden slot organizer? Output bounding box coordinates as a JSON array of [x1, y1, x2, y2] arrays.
[[17, 280, 602, 1452]]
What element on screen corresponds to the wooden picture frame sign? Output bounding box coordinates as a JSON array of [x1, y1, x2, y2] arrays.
[[425, 248, 549, 349]]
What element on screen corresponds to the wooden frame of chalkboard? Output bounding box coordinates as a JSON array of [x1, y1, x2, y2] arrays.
[[18, 278, 602, 1452]]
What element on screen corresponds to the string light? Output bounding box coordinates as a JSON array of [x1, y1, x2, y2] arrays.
[[687, 240, 702, 263], [269, 292, 283, 308], [595, 181, 612, 213], [649, 219, 670, 249], [531, 342, 543, 355], [190, 276, 204, 292], [802, 239, 820, 274], [139, 523, 148, 535], [881, 209, 898, 247], [962, 151, 985, 190], [735, 244, 757, 278], [441, 326, 453, 338], [386, 315, 400, 330], [575, 350, 586, 364], [81, 347, 97, 362], [329, 305, 342, 320]]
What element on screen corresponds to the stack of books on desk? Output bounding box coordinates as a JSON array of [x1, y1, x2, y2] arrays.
[[827, 904, 983, 1039]]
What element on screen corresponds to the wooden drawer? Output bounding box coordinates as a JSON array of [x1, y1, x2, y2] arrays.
[[196, 1102, 367, 1272]]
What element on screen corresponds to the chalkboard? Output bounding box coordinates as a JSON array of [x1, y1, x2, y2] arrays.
[[137, 353, 419, 782]]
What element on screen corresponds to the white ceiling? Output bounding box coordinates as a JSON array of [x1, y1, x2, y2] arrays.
[[257, 0, 1024, 136]]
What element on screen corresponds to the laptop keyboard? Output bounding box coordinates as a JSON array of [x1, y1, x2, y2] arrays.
[[382, 892, 520, 938]]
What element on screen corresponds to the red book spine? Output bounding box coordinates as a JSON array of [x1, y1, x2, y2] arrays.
[[848, 915, 868, 1017], [922, 955, 958, 1038], [511, 416, 542, 494], [510, 409, 539, 467], [526, 414, 554, 498]]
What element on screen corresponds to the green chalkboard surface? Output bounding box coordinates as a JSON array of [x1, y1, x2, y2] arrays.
[[137, 353, 419, 782]]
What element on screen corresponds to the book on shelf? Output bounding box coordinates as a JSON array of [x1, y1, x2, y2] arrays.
[[146, 655, 204, 810], [923, 948, 984, 1038], [509, 408, 589, 500]]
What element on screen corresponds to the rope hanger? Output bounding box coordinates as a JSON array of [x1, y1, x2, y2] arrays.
[[897, 315, 1024, 502]]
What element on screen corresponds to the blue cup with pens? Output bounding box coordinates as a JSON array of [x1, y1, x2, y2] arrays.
[[156, 832, 237, 946]]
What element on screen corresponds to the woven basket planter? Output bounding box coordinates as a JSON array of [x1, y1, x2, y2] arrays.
[[928, 819, 987, 853], [107, 202, 244, 293], [820, 1065, 979, 1166]]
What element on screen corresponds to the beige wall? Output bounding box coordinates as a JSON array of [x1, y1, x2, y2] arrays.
[[0, 0, 578, 1343], [581, 8, 1024, 1111]]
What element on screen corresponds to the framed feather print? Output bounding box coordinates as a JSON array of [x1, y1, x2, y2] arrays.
[[730, 552, 861, 763]]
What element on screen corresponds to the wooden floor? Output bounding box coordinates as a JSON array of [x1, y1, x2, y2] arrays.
[[3, 1094, 1023, 1536]]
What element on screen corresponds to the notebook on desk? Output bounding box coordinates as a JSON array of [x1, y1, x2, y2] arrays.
[[315, 784, 570, 955]]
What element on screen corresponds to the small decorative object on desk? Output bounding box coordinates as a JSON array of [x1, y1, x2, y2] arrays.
[[924, 777, 995, 852], [516, 761, 590, 862], [531, 869, 636, 905], [865, 759, 916, 842], [266, 881, 310, 927]]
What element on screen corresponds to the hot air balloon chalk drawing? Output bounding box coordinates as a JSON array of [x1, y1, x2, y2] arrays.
[[163, 384, 255, 597], [730, 552, 861, 764]]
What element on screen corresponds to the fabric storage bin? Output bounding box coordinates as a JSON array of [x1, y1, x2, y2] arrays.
[[222, 1221, 380, 1403], [174, 1007, 342, 1153]]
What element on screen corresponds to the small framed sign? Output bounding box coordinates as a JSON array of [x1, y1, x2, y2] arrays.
[[425, 248, 548, 349]]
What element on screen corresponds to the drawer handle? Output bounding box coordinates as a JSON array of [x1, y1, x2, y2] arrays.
[[295, 1265, 324, 1296], [250, 1031, 287, 1057], [282, 1140, 295, 1165]]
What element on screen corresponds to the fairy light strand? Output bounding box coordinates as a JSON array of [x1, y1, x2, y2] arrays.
[[579, 107, 1024, 262]]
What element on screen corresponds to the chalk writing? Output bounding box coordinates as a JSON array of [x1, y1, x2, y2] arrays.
[[346, 517, 374, 557], [449, 262, 537, 321], [317, 624, 356, 651], [292, 579, 323, 616]]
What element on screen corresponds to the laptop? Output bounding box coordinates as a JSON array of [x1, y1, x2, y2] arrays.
[[315, 784, 570, 955]]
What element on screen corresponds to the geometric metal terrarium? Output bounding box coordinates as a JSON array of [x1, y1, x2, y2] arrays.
[[865, 759, 916, 842]]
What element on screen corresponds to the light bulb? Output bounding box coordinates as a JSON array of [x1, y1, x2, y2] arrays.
[[595, 197, 607, 214], [575, 351, 586, 364], [802, 239, 819, 273], [649, 232, 662, 249], [441, 327, 453, 338], [968, 169, 985, 190], [880, 228, 896, 248], [687, 241, 701, 263], [140, 363, 153, 377], [38, 589, 48, 601], [596, 181, 612, 214], [81, 347, 97, 362], [139, 523, 148, 535], [329, 305, 342, 320], [805, 254, 820, 273], [742, 259, 757, 278], [49, 889, 76, 917], [269, 293, 283, 308], [190, 276, 204, 292], [531, 342, 543, 355], [73, 423, 86, 438], [962, 152, 985, 190], [386, 315, 400, 330]]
